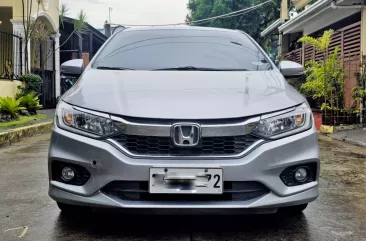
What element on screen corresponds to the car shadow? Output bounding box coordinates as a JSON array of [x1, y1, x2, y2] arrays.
[[51, 211, 312, 240]]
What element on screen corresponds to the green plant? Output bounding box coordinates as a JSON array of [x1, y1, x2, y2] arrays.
[[298, 30, 333, 52], [287, 75, 306, 92], [19, 93, 43, 114], [19, 74, 43, 94], [15, 86, 27, 100], [352, 83, 366, 102], [301, 47, 346, 109], [0, 97, 25, 119], [298, 30, 346, 112], [0, 114, 47, 128], [352, 55, 366, 121]]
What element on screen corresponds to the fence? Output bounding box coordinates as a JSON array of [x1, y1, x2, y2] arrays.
[[0, 29, 23, 80], [31, 38, 56, 108], [284, 48, 302, 64], [284, 22, 361, 67], [283, 22, 363, 125]]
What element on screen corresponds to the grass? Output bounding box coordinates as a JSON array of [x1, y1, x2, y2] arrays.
[[0, 114, 47, 128]]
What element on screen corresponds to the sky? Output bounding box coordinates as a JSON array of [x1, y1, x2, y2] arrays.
[[61, 0, 190, 29]]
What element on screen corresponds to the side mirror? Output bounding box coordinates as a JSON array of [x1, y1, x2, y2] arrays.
[[61, 59, 84, 75], [279, 60, 304, 78]]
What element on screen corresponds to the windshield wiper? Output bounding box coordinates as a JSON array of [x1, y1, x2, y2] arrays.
[[96, 66, 135, 70], [151, 66, 248, 71]]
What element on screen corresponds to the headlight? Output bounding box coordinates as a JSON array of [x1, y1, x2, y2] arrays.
[[56, 101, 121, 138], [253, 103, 312, 139]]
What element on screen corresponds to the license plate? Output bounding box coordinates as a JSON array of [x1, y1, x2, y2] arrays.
[[149, 168, 223, 194]]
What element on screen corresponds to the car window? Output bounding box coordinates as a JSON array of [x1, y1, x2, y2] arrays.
[[93, 29, 273, 71]]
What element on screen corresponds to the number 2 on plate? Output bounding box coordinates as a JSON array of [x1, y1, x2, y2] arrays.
[[214, 174, 221, 188]]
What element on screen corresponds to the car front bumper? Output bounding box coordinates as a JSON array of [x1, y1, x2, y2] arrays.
[[48, 124, 320, 213]]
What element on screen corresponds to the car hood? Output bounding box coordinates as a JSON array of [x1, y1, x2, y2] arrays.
[[63, 69, 305, 119]]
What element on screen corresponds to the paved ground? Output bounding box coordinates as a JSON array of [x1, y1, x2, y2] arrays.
[[330, 128, 366, 147], [38, 109, 56, 119], [1, 134, 366, 241]]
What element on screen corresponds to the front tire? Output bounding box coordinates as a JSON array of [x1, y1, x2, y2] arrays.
[[57, 202, 90, 213], [279, 204, 308, 214]]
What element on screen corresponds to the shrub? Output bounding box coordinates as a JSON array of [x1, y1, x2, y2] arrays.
[[0, 97, 25, 119], [19, 74, 43, 94], [15, 86, 27, 100], [19, 93, 42, 114], [298, 30, 346, 111]]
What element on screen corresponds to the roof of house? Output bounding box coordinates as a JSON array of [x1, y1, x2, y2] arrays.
[[260, 19, 284, 37], [261, 0, 362, 37]]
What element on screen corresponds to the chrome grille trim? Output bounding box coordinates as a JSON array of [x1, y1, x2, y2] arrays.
[[71, 106, 264, 158], [111, 116, 171, 137], [72, 105, 261, 137], [107, 116, 263, 159], [201, 117, 260, 137], [110, 116, 260, 137]]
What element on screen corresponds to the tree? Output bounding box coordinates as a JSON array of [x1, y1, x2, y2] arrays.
[[186, 0, 281, 46], [298, 30, 346, 120], [20, 1, 87, 72], [31, 4, 88, 66], [21, 0, 43, 73], [352, 55, 366, 123]]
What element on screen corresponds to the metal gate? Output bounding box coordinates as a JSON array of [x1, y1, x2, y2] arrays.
[[0, 29, 23, 80], [31, 38, 56, 108]]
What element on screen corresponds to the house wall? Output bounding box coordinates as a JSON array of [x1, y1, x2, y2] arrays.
[[1, 0, 23, 20], [0, 0, 59, 99], [0, 80, 22, 98], [28, 0, 59, 30], [362, 9, 366, 57], [4, 0, 59, 30], [0, 0, 59, 33]]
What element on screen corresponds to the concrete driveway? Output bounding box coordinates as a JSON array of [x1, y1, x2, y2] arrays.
[[1, 134, 366, 241]]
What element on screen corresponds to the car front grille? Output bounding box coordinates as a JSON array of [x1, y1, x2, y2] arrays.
[[102, 181, 269, 202], [112, 134, 260, 157]]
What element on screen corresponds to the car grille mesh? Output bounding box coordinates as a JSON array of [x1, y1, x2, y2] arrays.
[[113, 134, 260, 156]]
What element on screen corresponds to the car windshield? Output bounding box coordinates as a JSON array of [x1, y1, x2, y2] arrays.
[[93, 29, 273, 71]]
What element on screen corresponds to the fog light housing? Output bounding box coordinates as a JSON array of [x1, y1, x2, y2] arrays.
[[52, 161, 91, 186], [294, 167, 308, 182], [61, 167, 75, 181], [280, 163, 317, 186]]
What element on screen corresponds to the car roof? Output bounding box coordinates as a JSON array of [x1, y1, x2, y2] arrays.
[[120, 25, 241, 34]]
